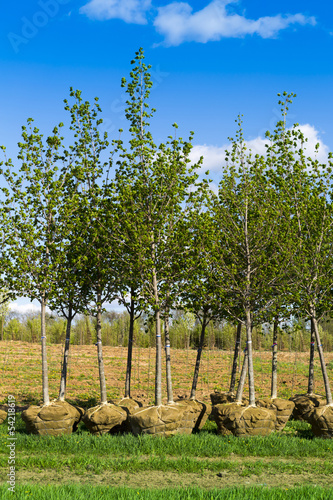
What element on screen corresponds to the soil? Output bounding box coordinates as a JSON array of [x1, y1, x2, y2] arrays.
[[11, 458, 333, 490], [1, 341, 333, 407]]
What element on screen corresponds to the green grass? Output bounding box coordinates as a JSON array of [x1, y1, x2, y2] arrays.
[[1, 416, 332, 496], [1, 415, 332, 462], [3, 454, 332, 476], [1, 485, 333, 500]]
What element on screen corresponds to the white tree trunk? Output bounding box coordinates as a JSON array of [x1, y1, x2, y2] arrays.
[[246, 309, 256, 406], [164, 315, 174, 404], [235, 348, 248, 404], [307, 319, 315, 396], [41, 295, 50, 406], [270, 317, 278, 399]]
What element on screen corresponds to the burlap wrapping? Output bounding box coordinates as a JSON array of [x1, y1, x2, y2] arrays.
[[129, 403, 196, 437], [21, 401, 83, 436], [256, 398, 294, 431], [0, 409, 7, 424], [82, 403, 127, 435], [210, 392, 235, 406], [110, 397, 142, 432], [289, 394, 326, 421], [308, 405, 333, 438], [175, 399, 211, 431], [114, 397, 142, 412], [212, 403, 276, 437]]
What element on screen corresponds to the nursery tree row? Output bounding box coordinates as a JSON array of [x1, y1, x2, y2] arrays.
[[1, 49, 333, 409]]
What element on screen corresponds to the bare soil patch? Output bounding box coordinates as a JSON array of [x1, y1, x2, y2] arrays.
[[12, 467, 333, 490], [1, 341, 333, 406]]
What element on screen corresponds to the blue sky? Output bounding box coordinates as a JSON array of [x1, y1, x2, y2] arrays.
[[1, 0, 332, 312]]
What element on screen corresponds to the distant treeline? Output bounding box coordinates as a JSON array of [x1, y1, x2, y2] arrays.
[[2, 309, 333, 352]]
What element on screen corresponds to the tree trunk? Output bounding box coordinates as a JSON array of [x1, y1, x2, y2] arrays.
[[190, 311, 207, 400], [307, 318, 315, 395], [245, 309, 255, 406], [235, 348, 248, 403], [41, 295, 50, 406], [229, 322, 242, 394], [96, 292, 107, 405], [58, 305, 73, 401], [311, 311, 332, 405], [155, 307, 162, 406], [152, 266, 162, 406], [270, 317, 278, 399], [164, 315, 174, 404], [124, 287, 135, 398]]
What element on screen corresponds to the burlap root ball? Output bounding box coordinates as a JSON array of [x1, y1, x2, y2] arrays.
[[289, 394, 326, 421], [82, 403, 127, 435], [308, 405, 333, 438], [174, 399, 212, 431], [256, 398, 295, 431], [212, 403, 276, 437], [110, 397, 143, 432], [21, 401, 83, 436], [210, 392, 235, 406], [129, 403, 196, 437], [0, 409, 7, 424], [115, 397, 142, 412]]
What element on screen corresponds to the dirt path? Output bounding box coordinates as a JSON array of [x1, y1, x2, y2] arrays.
[[10, 468, 333, 490]]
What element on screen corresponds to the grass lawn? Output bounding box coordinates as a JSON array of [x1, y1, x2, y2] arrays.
[[1, 415, 333, 498]]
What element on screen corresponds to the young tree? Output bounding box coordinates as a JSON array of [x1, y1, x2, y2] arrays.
[[58, 89, 120, 406], [207, 116, 290, 406], [0, 120, 72, 406], [112, 48, 204, 406], [266, 93, 333, 405]]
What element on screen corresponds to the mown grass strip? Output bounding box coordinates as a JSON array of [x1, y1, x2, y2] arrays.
[[0, 455, 331, 475], [1, 484, 333, 500]]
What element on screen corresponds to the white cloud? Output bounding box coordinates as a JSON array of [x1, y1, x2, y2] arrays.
[[8, 302, 51, 314], [190, 144, 227, 172], [104, 299, 127, 312], [190, 138, 270, 172], [190, 124, 330, 172], [295, 124, 330, 164], [153, 0, 316, 46], [80, 0, 152, 24]]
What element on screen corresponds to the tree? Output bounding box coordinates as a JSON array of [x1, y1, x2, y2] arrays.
[[112, 48, 204, 406], [266, 92, 333, 405], [207, 115, 290, 406], [56, 89, 120, 406], [0, 119, 74, 406]]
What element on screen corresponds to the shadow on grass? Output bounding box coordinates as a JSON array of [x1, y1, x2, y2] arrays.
[[282, 419, 314, 440]]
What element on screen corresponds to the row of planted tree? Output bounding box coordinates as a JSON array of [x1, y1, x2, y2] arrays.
[[1, 48, 333, 437]]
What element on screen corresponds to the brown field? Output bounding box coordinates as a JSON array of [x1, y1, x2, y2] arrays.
[[1, 341, 333, 406]]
